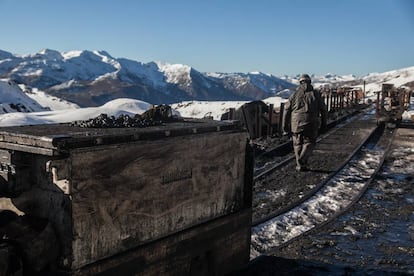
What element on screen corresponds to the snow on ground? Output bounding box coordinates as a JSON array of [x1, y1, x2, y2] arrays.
[[171, 96, 289, 120], [251, 145, 384, 258], [171, 100, 248, 120]]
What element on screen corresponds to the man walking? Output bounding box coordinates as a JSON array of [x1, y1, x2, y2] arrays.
[[283, 74, 327, 171]]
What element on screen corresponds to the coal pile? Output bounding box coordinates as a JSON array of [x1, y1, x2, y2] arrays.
[[71, 105, 182, 128], [71, 113, 164, 128]]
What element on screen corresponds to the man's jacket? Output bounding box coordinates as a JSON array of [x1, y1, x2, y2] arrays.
[[283, 84, 327, 135]]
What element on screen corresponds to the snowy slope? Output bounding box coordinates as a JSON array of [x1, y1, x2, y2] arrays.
[[0, 98, 151, 127], [356, 66, 414, 95], [18, 83, 79, 110], [0, 79, 49, 113]]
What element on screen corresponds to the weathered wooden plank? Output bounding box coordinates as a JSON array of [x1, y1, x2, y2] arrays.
[[0, 141, 58, 156], [0, 120, 242, 151], [69, 130, 249, 268]]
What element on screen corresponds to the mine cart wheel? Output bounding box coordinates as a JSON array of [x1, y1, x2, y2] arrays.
[[0, 240, 23, 276]]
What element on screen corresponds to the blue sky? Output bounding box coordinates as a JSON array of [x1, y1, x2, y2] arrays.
[[1, 0, 413, 76]]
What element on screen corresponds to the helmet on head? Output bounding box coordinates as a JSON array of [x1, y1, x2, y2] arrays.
[[299, 74, 311, 83]]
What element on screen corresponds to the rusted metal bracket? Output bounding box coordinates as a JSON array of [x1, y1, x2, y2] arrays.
[[46, 160, 70, 194]]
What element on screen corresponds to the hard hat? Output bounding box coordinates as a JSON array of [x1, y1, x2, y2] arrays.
[[299, 74, 311, 83]]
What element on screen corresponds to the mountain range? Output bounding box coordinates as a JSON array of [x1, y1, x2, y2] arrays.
[[0, 49, 413, 114], [0, 49, 296, 107]]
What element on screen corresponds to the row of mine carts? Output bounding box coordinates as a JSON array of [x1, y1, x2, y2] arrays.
[[221, 86, 367, 140], [222, 84, 412, 140], [376, 83, 412, 125]]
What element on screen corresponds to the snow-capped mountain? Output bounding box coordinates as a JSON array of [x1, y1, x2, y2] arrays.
[[0, 49, 295, 107], [284, 73, 358, 85], [207, 71, 295, 99]]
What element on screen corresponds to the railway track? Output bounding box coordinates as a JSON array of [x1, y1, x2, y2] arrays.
[[252, 109, 377, 223], [252, 110, 361, 179], [250, 109, 395, 258]]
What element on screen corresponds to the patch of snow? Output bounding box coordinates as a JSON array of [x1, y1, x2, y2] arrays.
[[156, 62, 192, 85], [0, 98, 151, 127]]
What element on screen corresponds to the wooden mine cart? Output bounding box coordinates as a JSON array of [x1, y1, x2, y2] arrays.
[[221, 101, 281, 139], [376, 83, 411, 124], [0, 119, 253, 275]]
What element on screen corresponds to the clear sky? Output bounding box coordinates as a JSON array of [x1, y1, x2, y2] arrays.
[[1, 0, 413, 77]]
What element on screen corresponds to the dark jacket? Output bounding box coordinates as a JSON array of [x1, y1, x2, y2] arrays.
[[283, 83, 327, 135]]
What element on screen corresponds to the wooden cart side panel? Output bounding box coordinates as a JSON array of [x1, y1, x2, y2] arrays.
[[69, 131, 248, 269], [77, 209, 252, 276]]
